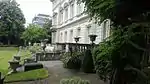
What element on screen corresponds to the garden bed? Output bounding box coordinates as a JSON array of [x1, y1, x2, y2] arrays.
[[4, 69, 48, 83]]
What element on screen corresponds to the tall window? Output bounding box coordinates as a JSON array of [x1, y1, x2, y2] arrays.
[[61, 11, 63, 23], [64, 31, 67, 42], [64, 3, 69, 21], [70, 30, 73, 42], [77, 4, 82, 15], [103, 21, 107, 40], [65, 8, 68, 21], [60, 32, 63, 42], [77, 28, 81, 36], [70, 3, 74, 18], [53, 14, 57, 25], [59, 7, 63, 24]]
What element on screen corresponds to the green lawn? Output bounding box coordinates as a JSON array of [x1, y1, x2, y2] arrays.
[[0, 47, 48, 82], [5, 69, 48, 83], [0, 47, 18, 75], [0, 47, 31, 75]]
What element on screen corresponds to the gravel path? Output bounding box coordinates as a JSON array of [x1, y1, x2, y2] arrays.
[[6, 61, 107, 84]]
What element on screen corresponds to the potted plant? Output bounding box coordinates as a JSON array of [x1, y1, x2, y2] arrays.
[[13, 56, 21, 61]]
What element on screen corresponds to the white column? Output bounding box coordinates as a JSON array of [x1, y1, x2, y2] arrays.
[[65, 44, 69, 52], [52, 32, 54, 44]]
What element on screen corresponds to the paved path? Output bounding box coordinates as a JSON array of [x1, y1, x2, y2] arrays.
[[7, 61, 107, 84]]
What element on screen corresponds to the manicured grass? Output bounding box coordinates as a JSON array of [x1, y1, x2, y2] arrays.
[[5, 69, 49, 82], [0, 48, 18, 75], [0, 47, 48, 83], [0, 47, 31, 75]]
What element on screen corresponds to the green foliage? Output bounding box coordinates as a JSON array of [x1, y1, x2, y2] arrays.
[[43, 19, 52, 43], [21, 24, 49, 43], [79, 0, 150, 83], [60, 77, 90, 84], [79, 0, 150, 26], [5, 69, 48, 82], [29, 44, 42, 53], [92, 24, 149, 83], [78, 0, 115, 25], [61, 52, 83, 69], [82, 49, 95, 73], [0, 0, 25, 45]]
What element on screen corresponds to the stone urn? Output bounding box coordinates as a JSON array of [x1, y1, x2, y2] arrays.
[[13, 56, 21, 61], [74, 36, 81, 43], [8, 60, 20, 73], [88, 34, 97, 43]]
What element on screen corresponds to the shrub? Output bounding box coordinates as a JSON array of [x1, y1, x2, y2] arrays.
[[61, 52, 83, 70], [60, 77, 90, 84], [81, 49, 95, 73], [29, 45, 41, 53], [92, 41, 112, 81]]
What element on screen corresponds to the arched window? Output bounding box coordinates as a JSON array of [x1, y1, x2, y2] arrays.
[[60, 32, 63, 42], [64, 3, 69, 21], [77, 3, 82, 15], [64, 31, 67, 42], [70, 30, 73, 42], [52, 12, 57, 25], [77, 27, 81, 36], [69, 0, 75, 18], [59, 7, 63, 24]]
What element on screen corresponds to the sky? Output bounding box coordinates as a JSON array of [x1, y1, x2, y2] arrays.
[[16, 0, 52, 26]]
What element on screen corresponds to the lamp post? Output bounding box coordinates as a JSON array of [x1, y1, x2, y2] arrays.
[[88, 34, 97, 48], [74, 36, 81, 51]]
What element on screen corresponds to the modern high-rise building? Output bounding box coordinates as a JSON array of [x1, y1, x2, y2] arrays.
[[50, 0, 110, 51], [32, 14, 52, 27]]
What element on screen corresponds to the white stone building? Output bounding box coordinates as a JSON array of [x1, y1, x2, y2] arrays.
[[50, 0, 110, 51]]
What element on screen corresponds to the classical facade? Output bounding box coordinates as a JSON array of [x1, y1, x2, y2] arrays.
[[50, 0, 110, 51], [32, 14, 51, 27]]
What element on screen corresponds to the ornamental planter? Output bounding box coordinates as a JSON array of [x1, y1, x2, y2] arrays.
[[13, 56, 21, 61], [88, 34, 97, 43], [74, 37, 80, 43], [8, 60, 20, 73]]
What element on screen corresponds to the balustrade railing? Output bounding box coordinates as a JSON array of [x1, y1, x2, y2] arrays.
[[56, 43, 98, 53]]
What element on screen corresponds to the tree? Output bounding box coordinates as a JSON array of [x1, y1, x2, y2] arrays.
[[79, 0, 150, 26], [21, 24, 49, 44], [79, 0, 150, 84], [0, 0, 25, 45], [43, 19, 52, 43]]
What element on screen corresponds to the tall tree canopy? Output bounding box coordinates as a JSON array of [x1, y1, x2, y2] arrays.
[[43, 19, 52, 43], [0, 0, 25, 45], [21, 24, 49, 44], [79, 0, 150, 26]]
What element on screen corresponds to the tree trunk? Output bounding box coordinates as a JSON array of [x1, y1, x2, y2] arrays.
[[7, 39, 10, 45], [110, 68, 128, 84]]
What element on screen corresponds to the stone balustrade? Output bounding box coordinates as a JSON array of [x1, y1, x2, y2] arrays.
[[55, 43, 98, 52], [35, 52, 61, 61]]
